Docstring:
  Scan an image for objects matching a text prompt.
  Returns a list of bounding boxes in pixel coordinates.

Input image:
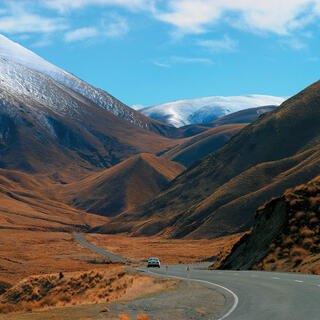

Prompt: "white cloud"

[154,61,170,68]
[154,0,320,36]
[198,35,238,52]
[64,27,98,42]
[280,37,306,50]
[171,56,213,64]
[0,13,67,34]
[64,15,129,42]
[154,56,213,68]
[31,38,52,48]
[43,0,154,12]
[101,15,129,37]
[0,2,67,34]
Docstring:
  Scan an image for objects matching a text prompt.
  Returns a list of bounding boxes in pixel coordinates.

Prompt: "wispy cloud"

[154,61,170,68]
[154,0,320,36]
[64,27,98,42]
[0,12,67,34]
[101,15,129,37]
[198,35,238,52]
[154,56,213,68]
[64,15,129,43]
[43,0,154,12]
[279,37,306,50]
[31,37,53,48]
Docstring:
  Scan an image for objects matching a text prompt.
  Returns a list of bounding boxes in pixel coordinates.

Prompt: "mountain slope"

[161,123,247,167]
[0,169,108,232]
[61,153,185,217]
[98,80,320,239]
[140,95,284,127]
[0,57,175,179]
[0,34,178,137]
[217,176,320,274]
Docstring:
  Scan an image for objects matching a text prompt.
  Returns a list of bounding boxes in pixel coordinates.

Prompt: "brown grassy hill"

[0,169,108,232]
[217,176,320,274]
[61,153,185,217]
[98,80,320,239]
[161,124,247,167]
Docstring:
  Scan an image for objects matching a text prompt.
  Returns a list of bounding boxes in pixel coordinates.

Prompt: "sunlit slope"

[62,153,185,217]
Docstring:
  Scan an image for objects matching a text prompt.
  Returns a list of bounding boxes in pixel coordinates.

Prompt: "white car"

[147,257,161,268]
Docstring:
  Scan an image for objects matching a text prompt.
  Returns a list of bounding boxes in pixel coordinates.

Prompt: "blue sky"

[1,0,320,106]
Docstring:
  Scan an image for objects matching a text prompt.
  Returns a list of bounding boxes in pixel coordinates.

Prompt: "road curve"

[73,233,135,263]
[146,265,320,320]
[74,234,320,319]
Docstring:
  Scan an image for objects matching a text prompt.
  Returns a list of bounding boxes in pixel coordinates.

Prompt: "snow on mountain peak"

[140,95,286,127]
[0,34,150,129]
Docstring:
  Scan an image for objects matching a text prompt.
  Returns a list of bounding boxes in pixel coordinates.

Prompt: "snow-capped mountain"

[0,51,174,176]
[139,95,286,127]
[0,34,165,131]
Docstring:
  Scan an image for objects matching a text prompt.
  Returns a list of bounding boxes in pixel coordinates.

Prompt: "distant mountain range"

[137,96,285,127]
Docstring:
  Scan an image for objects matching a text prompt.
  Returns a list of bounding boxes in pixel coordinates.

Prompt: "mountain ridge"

[97,80,320,239]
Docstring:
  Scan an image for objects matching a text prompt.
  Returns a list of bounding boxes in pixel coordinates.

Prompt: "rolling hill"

[60,153,185,217]
[218,175,320,274]
[0,169,108,232]
[97,80,320,239]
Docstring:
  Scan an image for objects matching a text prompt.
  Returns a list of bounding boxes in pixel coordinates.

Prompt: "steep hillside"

[140,95,284,127]
[217,176,320,274]
[161,124,247,167]
[0,57,176,180]
[0,34,179,137]
[98,80,320,239]
[61,154,185,217]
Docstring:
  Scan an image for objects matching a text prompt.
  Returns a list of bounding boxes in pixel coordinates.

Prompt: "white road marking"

[272,277,280,280]
[233,273,239,276]
[294,280,303,283]
[144,269,239,320]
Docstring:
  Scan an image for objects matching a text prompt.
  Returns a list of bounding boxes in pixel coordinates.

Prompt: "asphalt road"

[74,234,320,319]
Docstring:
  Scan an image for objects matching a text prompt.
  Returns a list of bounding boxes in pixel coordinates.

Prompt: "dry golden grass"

[84,232,243,264]
[0,230,118,286]
[252,176,320,274]
[114,314,159,320]
[0,268,177,315]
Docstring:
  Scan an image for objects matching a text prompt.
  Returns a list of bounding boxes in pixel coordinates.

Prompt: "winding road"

[74,234,320,319]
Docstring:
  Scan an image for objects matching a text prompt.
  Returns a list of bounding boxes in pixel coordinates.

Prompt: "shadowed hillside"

[161,123,247,167]
[217,175,320,274]
[61,153,185,217]
[97,80,320,239]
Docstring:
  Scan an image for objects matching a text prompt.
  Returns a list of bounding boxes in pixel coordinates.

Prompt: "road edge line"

[139,269,239,320]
